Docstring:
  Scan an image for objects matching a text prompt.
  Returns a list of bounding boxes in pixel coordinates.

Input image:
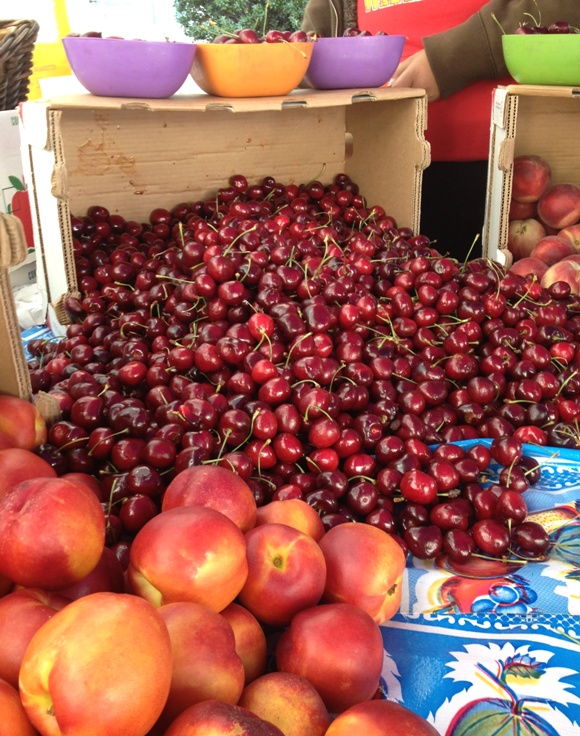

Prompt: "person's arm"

[395,0,580,100]
[301,0,356,38]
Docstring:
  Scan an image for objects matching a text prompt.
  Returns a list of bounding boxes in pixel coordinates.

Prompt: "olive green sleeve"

[424,0,580,99]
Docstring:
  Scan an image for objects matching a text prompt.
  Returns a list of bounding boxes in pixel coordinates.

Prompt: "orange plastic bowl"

[191,41,313,97]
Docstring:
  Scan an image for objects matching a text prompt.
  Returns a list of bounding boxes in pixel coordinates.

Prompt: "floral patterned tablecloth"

[380,441,580,735]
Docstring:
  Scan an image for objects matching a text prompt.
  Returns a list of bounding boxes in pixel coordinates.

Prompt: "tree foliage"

[173,0,307,42]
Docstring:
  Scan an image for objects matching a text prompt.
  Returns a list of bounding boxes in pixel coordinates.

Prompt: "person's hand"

[390,49,441,102]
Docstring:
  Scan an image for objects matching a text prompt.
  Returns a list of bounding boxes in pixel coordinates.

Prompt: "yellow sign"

[28,0,73,100]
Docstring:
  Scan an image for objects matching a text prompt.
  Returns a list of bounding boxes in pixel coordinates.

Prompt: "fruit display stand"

[482,84,580,266]
[19,87,430,331]
[381,440,580,733]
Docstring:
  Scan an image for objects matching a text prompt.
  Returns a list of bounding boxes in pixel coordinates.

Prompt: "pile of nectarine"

[0,394,439,736]
[507,153,580,294]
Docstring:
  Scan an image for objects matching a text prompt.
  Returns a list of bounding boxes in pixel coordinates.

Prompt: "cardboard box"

[483,84,580,266]
[20,88,429,325]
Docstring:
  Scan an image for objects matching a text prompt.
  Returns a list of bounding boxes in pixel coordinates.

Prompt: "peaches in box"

[541,257,580,296]
[237,522,327,628]
[0,588,69,688]
[19,592,173,736]
[127,505,248,611]
[507,218,546,260]
[511,154,551,203]
[157,602,245,729]
[530,235,576,266]
[537,182,580,229]
[238,672,331,736]
[0,476,105,590]
[508,256,549,280]
[558,223,580,250]
[162,464,257,532]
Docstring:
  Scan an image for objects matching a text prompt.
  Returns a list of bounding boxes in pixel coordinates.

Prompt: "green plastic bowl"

[502,33,580,86]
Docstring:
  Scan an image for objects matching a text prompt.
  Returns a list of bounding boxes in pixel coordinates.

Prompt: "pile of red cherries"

[27,172,578,563]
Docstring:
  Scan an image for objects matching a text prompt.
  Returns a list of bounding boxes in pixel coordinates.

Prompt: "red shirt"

[357,0,507,161]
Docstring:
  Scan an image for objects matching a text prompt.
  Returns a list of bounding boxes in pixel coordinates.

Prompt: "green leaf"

[8,176,25,191]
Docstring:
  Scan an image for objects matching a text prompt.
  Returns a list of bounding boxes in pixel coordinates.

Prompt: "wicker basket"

[0,19,40,111]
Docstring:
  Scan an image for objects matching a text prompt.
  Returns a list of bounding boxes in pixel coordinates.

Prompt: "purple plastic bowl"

[304,35,406,90]
[62,36,196,98]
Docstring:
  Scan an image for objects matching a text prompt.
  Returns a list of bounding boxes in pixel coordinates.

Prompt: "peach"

[509,199,536,221]
[55,545,125,600]
[558,223,580,250]
[541,259,580,296]
[276,602,385,714]
[162,464,257,532]
[238,522,327,628]
[60,471,104,502]
[507,218,546,260]
[163,701,285,736]
[0,431,15,450]
[508,256,549,280]
[0,448,57,501]
[254,498,325,541]
[0,678,38,736]
[325,699,439,736]
[0,476,105,590]
[238,672,331,736]
[531,235,576,266]
[0,396,47,451]
[0,588,69,688]
[157,602,245,729]
[19,592,173,736]
[127,505,248,611]
[537,182,580,229]
[318,522,406,625]
[220,602,268,684]
[511,154,551,203]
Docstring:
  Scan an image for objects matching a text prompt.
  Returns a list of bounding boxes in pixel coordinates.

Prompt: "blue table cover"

[380,441,580,735]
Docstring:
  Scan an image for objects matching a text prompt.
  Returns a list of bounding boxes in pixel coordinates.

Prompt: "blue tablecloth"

[380,441,580,735]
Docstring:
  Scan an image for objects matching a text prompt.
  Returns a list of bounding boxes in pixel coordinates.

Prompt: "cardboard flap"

[497,137,515,172]
[20,100,52,150]
[0,214,28,268]
[0,214,32,400]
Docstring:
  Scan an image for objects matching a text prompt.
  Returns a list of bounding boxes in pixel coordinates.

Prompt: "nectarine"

[0,396,47,451]
[537,182,580,229]
[319,522,406,624]
[0,588,69,688]
[127,505,248,611]
[511,154,551,203]
[162,700,285,735]
[325,699,440,735]
[162,465,257,532]
[238,522,327,627]
[238,672,331,736]
[19,592,173,736]
[276,602,384,714]
[157,602,245,729]
[0,476,105,590]
[220,602,268,684]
